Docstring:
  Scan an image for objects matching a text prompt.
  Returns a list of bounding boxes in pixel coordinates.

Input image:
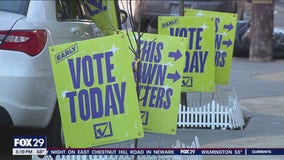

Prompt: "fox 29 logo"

[13,136,46,148]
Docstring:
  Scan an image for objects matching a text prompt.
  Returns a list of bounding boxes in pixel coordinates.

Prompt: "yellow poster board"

[158,16,215,92]
[49,33,143,148]
[128,32,186,134]
[84,0,120,36]
[185,9,237,85]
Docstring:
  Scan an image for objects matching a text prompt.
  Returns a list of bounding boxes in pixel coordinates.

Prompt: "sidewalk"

[195,58,284,159]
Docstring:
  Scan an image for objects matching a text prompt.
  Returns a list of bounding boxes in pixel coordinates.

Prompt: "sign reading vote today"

[130,33,186,134]
[49,33,143,148]
[185,9,237,85]
[158,16,215,92]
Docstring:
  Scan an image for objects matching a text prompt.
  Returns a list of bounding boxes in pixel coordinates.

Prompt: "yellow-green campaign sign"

[185,9,237,85]
[49,33,143,148]
[84,0,120,36]
[158,16,215,92]
[128,32,186,134]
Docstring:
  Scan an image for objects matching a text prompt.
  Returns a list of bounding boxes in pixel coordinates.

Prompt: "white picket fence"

[32,137,202,160]
[177,87,244,130]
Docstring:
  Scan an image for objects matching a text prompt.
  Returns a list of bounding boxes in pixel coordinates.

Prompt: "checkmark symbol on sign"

[140,111,149,125]
[182,79,190,86]
[93,122,113,139]
[182,76,193,87]
[96,123,109,138]
[141,112,146,119]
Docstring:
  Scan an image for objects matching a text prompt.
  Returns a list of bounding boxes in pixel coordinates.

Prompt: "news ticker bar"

[12,148,284,156]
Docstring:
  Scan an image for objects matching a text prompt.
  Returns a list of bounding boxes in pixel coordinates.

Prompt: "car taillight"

[0,30,47,57]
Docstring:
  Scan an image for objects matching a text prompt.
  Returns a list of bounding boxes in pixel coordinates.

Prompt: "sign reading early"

[158,16,215,92]
[185,9,237,85]
[49,33,143,148]
[129,33,186,134]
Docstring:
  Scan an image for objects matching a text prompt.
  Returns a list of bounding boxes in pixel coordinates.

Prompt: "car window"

[56,0,91,21]
[0,0,29,15]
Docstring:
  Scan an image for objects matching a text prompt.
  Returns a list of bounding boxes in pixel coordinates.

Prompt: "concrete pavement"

[195,58,284,159]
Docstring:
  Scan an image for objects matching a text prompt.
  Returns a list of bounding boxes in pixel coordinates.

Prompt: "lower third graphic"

[182,76,193,87]
[94,122,113,139]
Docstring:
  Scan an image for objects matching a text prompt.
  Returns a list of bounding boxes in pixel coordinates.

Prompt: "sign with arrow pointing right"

[129,32,186,135]
[185,9,238,85]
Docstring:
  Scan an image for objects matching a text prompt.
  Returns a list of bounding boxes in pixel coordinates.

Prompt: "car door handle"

[70,26,80,33]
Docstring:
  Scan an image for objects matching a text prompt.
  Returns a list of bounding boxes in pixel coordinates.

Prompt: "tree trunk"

[236,0,246,20]
[249,0,274,62]
[179,0,184,16]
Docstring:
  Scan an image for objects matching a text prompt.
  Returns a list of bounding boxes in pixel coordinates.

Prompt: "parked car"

[234,20,284,58]
[134,0,237,32]
[0,0,102,147]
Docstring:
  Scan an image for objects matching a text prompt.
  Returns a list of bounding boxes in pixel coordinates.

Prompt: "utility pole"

[249,0,274,61]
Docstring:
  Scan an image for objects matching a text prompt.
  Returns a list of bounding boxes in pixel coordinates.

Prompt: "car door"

[51,0,101,45]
